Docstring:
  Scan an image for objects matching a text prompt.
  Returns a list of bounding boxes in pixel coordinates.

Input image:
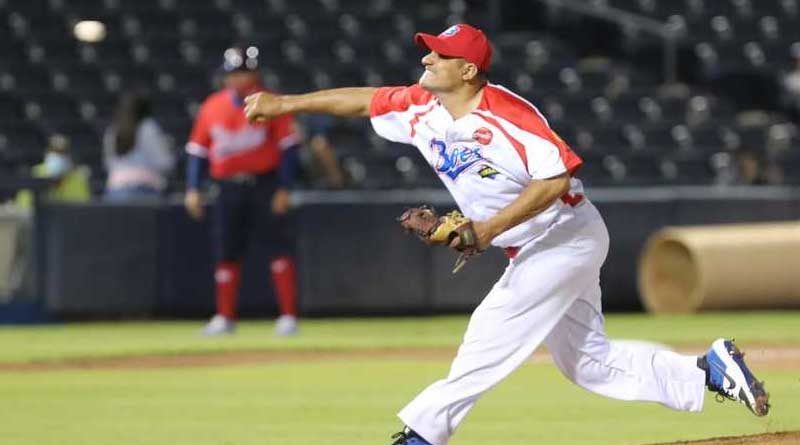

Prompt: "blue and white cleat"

[390,428,433,445]
[702,338,770,416]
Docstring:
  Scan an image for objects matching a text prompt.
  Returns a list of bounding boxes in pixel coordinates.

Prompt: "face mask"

[44,152,72,177]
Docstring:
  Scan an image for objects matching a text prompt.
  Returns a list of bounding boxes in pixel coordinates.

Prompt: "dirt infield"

[1,344,798,372]
[650,431,800,444]
[0,347,456,372]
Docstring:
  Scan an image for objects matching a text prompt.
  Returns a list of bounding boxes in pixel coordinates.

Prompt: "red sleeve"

[482,85,583,176]
[270,114,301,150]
[547,128,583,176]
[369,84,433,117]
[186,100,212,157]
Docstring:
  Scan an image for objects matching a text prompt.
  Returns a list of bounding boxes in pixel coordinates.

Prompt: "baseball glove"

[397,206,483,273]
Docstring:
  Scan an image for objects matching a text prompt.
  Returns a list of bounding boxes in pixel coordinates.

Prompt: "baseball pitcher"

[244,24,769,445]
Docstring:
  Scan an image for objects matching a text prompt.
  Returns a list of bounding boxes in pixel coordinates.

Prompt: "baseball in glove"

[397,206,483,273]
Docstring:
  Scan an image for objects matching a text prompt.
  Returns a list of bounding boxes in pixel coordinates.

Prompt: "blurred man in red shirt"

[184,45,300,336]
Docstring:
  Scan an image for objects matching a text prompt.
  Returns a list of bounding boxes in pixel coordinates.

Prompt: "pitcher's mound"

[651,431,800,445]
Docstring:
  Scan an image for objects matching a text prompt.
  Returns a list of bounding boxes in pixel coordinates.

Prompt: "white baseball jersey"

[369,83,586,248]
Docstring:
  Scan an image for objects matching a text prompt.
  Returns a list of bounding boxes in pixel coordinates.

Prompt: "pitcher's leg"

[398,284,577,445]
[398,238,604,445]
[544,294,706,412]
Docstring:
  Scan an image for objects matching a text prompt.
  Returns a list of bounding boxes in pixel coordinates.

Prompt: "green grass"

[1,312,799,444]
[1,360,797,445]
[0,311,799,363]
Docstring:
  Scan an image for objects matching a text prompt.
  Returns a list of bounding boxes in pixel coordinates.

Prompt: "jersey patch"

[472,127,493,145]
[431,138,483,180]
[477,165,500,179]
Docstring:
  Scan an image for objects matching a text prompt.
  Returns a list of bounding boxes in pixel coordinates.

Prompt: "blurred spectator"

[300,115,346,188]
[780,43,800,122]
[730,148,784,185]
[103,92,175,202]
[15,134,91,208]
[735,148,766,184]
[7,135,89,300]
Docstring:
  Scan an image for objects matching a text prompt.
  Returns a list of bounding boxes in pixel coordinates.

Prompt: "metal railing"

[532,0,683,84]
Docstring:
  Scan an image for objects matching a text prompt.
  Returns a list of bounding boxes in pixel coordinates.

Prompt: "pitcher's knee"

[563,349,618,388]
[575,362,616,387]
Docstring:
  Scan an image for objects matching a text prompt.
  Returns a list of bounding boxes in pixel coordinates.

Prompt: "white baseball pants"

[398,203,707,445]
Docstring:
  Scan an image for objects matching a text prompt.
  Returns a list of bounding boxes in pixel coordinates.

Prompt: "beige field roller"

[638,221,800,313]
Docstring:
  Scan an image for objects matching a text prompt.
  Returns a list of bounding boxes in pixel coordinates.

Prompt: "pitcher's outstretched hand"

[244,91,280,123]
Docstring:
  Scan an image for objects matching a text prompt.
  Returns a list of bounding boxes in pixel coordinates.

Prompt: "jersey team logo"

[472,127,493,145]
[431,138,483,180]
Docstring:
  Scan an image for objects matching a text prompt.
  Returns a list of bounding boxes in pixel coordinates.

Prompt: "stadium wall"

[33,187,800,318]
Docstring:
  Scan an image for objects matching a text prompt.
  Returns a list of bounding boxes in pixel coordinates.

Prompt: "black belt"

[216,171,276,185]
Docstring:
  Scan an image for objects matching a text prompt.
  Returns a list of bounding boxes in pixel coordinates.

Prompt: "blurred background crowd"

[0,0,799,199]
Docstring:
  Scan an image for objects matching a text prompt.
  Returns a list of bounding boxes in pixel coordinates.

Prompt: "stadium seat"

[0,0,796,189]
[0,36,28,69]
[576,161,614,187]
[0,92,25,123]
[48,121,102,165]
[59,66,107,97]
[161,119,192,144]
[392,154,444,189]
[115,0,163,13]
[25,93,82,126]
[152,94,193,122]
[18,13,70,42]
[623,124,671,155]
[340,154,405,189]
[669,154,715,184]
[0,122,46,165]
[0,64,52,94]
[735,125,768,149]
[774,150,800,184]
[619,155,670,185]
[567,126,620,160]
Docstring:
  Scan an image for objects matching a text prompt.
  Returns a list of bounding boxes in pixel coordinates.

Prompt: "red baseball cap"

[414,24,493,72]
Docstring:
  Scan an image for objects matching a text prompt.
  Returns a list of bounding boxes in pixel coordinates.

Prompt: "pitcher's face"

[419,51,469,93]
